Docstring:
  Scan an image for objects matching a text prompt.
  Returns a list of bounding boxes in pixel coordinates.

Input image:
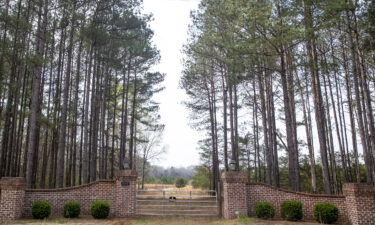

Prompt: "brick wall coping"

[0,177,26,189]
[247,182,345,198]
[25,179,115,192]
[222,171,248,183]
[343,183,375,197]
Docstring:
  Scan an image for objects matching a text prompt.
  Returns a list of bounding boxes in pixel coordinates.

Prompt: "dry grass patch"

[131,217,319,225]
[5,216,319,225]
[143,184,199,191]
[1,216,130,225]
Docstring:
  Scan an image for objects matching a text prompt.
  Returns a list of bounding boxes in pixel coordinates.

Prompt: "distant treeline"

[143,165,195,184]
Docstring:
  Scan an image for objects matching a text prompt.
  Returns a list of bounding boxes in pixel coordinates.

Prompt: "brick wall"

[220,171,375,225]
[343,183,375,225]
[247,183,347,224]
[0,170,137,220]
[2,171,375,224]
[222,172,248,219]
[114,170,137,217]
[0,177,25,220]
[23,180,116,217]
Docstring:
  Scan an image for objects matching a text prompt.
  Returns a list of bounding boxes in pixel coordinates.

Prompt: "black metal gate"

[136,189,218,216]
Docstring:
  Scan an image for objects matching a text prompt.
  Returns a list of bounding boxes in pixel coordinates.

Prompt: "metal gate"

[136,189,219,216]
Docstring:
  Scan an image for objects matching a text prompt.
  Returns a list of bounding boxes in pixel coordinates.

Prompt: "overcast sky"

[142,0,201,168]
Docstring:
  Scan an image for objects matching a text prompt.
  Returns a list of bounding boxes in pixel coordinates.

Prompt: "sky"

[142,0,201,168]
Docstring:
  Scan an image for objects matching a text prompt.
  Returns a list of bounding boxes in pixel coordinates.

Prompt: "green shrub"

[280,200,303,221]
[254,202,275,219]
[175,177,187,188]
[91,200,110,219]
[313,203,339,224]
[63,201,81,218]
[32,201,51,219]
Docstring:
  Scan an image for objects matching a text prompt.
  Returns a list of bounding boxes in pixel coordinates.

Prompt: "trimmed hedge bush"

[63,201,81,218]
[32,201,51,219]
[254,202,275,219]
[91,200,110,219]
[280,200,303,221]
[313,203,339,224]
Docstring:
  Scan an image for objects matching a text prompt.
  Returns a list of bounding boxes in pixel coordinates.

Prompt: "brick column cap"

[343,183,375,197]
[0,177,26,190]
[114,169,137,181]
[221,171,248,183]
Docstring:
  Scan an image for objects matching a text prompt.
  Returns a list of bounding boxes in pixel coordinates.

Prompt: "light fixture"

[123,157,131,170]
[229,159,237,171]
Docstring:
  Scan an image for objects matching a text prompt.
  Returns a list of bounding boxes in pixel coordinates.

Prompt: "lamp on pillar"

[123,157,131,170]
[229,159,237,171]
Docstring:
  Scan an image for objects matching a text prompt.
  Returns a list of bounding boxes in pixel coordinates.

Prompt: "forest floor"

[5,216,319,225]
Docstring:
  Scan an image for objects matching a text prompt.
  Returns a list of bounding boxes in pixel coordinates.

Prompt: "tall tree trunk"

[83,45,93,184]
[279,48,299,191]
[129,70,137,169]
[40,24,56,188]
[71,23,84,186]
[303,0,330,193]
[233,82,240,170]
[350,3,375,182]
[221,66,229,171]
[56,7,76,187]
[253,83,262,182]
[341,34,361,183]
[111,74,118,178]
[328,33,351,182]
[322,70,338,193]
[267,74,279,187]
[90,49,101,182]
[119,59,131,169]
[25,0,48,188]
[346,8,373,183]
[296,71,317,192]
[258,67,272,185]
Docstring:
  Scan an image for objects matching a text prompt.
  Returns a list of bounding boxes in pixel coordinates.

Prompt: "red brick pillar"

[343,183,375,225]
[222,172,248,219]
[0,177,26,220]
[114,170,137,217]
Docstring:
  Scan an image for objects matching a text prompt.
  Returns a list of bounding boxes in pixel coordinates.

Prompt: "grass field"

[142,184,198,191]
[5,216,319,225]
